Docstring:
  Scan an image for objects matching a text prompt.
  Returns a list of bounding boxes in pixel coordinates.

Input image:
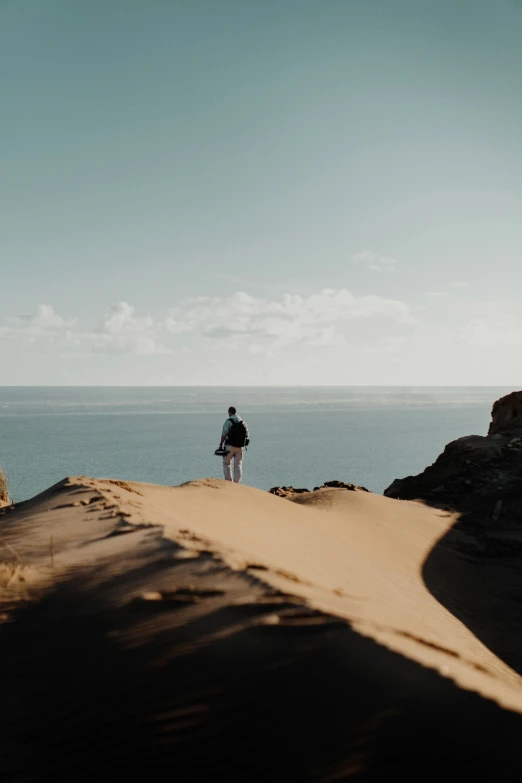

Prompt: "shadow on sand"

[422,505,522,677]
[2,555,522,780]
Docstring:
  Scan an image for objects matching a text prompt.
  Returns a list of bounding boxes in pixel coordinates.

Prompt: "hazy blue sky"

[1,0,521,384]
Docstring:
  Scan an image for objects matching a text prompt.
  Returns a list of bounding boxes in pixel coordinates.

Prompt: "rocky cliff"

[384,391,522,529]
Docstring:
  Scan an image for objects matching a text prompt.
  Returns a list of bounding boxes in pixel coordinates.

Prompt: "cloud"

[85,301,172,355]
[1,289,415,358]
[172,288,415,347]
[456,304,522,346]
[56,302,173,355]
[457,319,495,346]
[100,301,153,335]
[426,280,468,297]
[164,316,192,334]
[3,304,75,337]
[353,250,397,272]
[2,301,171,355]
[448,280,468,289]
[1,305,74,346]
[7,303,72,329]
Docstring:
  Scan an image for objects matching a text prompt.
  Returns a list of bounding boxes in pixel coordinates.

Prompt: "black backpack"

[226,419,249,448]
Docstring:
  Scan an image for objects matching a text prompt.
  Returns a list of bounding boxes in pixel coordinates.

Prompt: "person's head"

[228,406,237,416]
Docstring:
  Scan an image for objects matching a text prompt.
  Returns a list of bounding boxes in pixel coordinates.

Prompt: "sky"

[1,0,522,385]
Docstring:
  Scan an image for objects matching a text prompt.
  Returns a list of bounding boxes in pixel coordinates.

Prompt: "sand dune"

[2,476,522,779]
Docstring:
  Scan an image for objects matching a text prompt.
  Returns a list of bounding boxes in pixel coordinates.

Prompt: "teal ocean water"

[0,387,511,503]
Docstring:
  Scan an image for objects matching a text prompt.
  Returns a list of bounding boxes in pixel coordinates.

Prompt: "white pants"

[223,445,243,483]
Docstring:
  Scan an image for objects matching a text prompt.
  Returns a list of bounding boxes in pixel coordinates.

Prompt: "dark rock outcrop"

[384,391,522,529]
[489,391,522,435]
[269,481,369,499]
[269,486,310,498]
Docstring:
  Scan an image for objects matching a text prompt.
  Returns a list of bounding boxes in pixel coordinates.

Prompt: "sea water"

[0,386,511,503]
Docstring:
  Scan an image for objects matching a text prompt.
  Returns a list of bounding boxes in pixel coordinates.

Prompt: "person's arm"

[219,419,231,448]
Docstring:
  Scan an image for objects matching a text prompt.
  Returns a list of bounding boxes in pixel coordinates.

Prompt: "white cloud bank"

[171,289,415,347]
[3,293,521,385]
[1,302,170,355]
[1,289,415,357]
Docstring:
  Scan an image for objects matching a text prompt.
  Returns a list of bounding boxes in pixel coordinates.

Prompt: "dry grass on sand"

[0,468,10,507]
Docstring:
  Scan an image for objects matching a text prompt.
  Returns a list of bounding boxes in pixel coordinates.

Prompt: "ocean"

[0,386,512,503]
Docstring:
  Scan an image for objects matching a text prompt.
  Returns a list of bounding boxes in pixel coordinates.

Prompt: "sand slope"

[2,477,522,779]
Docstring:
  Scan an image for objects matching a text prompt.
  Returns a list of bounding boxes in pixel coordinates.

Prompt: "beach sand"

[1,476,522,779]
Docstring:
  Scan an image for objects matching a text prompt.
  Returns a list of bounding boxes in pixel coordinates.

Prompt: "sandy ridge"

[3,475,521,710]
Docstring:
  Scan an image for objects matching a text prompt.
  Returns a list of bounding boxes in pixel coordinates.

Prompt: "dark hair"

[228,406,237,415]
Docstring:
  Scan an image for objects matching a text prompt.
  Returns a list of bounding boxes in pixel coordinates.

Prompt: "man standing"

[218,406,249,483]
